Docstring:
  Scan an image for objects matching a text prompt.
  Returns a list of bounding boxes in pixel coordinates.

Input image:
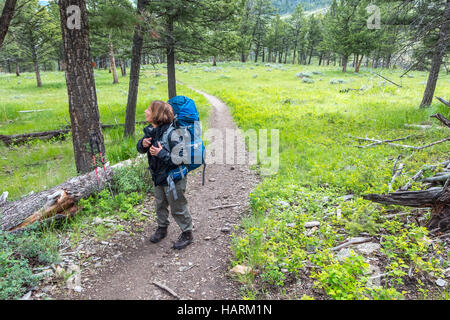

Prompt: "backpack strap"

[160,123,175,149]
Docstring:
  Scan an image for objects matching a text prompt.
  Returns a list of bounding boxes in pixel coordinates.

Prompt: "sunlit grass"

[0,68,210,200]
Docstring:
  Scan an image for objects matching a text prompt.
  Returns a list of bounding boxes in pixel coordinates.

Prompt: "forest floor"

[48,88,260,300]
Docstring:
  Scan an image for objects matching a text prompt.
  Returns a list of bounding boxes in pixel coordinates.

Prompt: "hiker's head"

[146,100,174,127]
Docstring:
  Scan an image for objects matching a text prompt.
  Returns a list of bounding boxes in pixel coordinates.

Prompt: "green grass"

[0,68,210,200]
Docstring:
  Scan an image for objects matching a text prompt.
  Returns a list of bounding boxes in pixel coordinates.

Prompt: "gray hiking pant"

[153,177,192,232]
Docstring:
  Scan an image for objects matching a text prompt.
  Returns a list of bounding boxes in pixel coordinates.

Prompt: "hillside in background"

[272,0,332,14]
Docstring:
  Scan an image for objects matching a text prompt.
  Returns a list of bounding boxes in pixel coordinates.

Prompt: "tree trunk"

[292,44,297,64]
[120,59,126,76]
[124,0,147,138]
[58,0,105,174]
[385,53,391,69]
[0,0,17,50]
[109,37,119,84]
[342,55,348,72]
[166,15,176,99]
[34,59,42,87]
[15,62,19,76]
[212,55,217,66]
[254,43,259,63]
[318,54,323,66]
[420,0,450,108]
[308,47,313,64]
[355,55,363,73]
[262,48,265,62]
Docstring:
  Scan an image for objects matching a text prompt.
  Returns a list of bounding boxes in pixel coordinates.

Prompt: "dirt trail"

[63,89,260,300]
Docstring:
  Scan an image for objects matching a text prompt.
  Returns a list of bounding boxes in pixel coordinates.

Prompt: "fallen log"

[372,72,402,88]
[436,96,450,108]
[0,155,144,232]
[330,237,372,251]
[0,121,148,146]
[363,185,450,231]
[431,113,450,128]
[350,135,450,150]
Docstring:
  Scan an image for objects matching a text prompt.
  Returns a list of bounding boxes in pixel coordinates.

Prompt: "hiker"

[137,100,193,250]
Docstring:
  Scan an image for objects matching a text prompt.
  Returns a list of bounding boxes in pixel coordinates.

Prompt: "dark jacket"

[137,123,183,186]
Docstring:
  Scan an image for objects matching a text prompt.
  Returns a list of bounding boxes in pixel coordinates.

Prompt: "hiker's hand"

[142,138,152,148]
[150,142,163,156]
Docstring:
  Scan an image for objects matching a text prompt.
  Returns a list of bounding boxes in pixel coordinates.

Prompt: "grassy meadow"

[1,61,450,299]
[172,62,450,299]
[0,67,210,200]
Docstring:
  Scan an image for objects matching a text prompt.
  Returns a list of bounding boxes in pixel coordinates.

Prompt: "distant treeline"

[271,0,332,14]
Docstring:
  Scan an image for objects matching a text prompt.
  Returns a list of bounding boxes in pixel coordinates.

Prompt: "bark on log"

[363,187,443,207]
[436,97,450,108]
[0,155,144,231]
[363,186,450,231]
[431,113,450,128]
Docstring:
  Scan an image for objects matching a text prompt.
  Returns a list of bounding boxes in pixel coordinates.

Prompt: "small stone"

[221,227,231,233]
[21,291,32,300]
[42,286,52,293]
[336,248,352,261]
[93,217,103,224]
[355,242,381,255]
[336,208,342,220]
[444,267,450,277]
[306,226,318,236]
[230,166,235,170]
[287,223,296,228]
[35,269,54,278]
[230,265,252,275]
[209,178,216,182]
[204,236,211,241]
[322,196,330,203]
[436,279,447,287]
[281,268,288,273]
[304,221,320,228]
[340,194,354,201]
[367,265,382,288]
[279,201,289,207]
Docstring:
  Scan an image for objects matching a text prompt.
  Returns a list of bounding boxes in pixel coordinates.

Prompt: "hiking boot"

[149,227,167,243]
[172,231,193,250]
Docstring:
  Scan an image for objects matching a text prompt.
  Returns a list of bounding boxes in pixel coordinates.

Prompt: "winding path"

[64,88,260,300]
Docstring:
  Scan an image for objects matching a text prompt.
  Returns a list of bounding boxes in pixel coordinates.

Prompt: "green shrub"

[0,230,58,299]
[111,158,153,194]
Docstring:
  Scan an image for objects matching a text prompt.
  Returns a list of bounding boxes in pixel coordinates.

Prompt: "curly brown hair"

[149,100,174,126]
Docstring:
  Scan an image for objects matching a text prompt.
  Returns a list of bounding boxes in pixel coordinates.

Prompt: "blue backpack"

[162,96,206,199]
